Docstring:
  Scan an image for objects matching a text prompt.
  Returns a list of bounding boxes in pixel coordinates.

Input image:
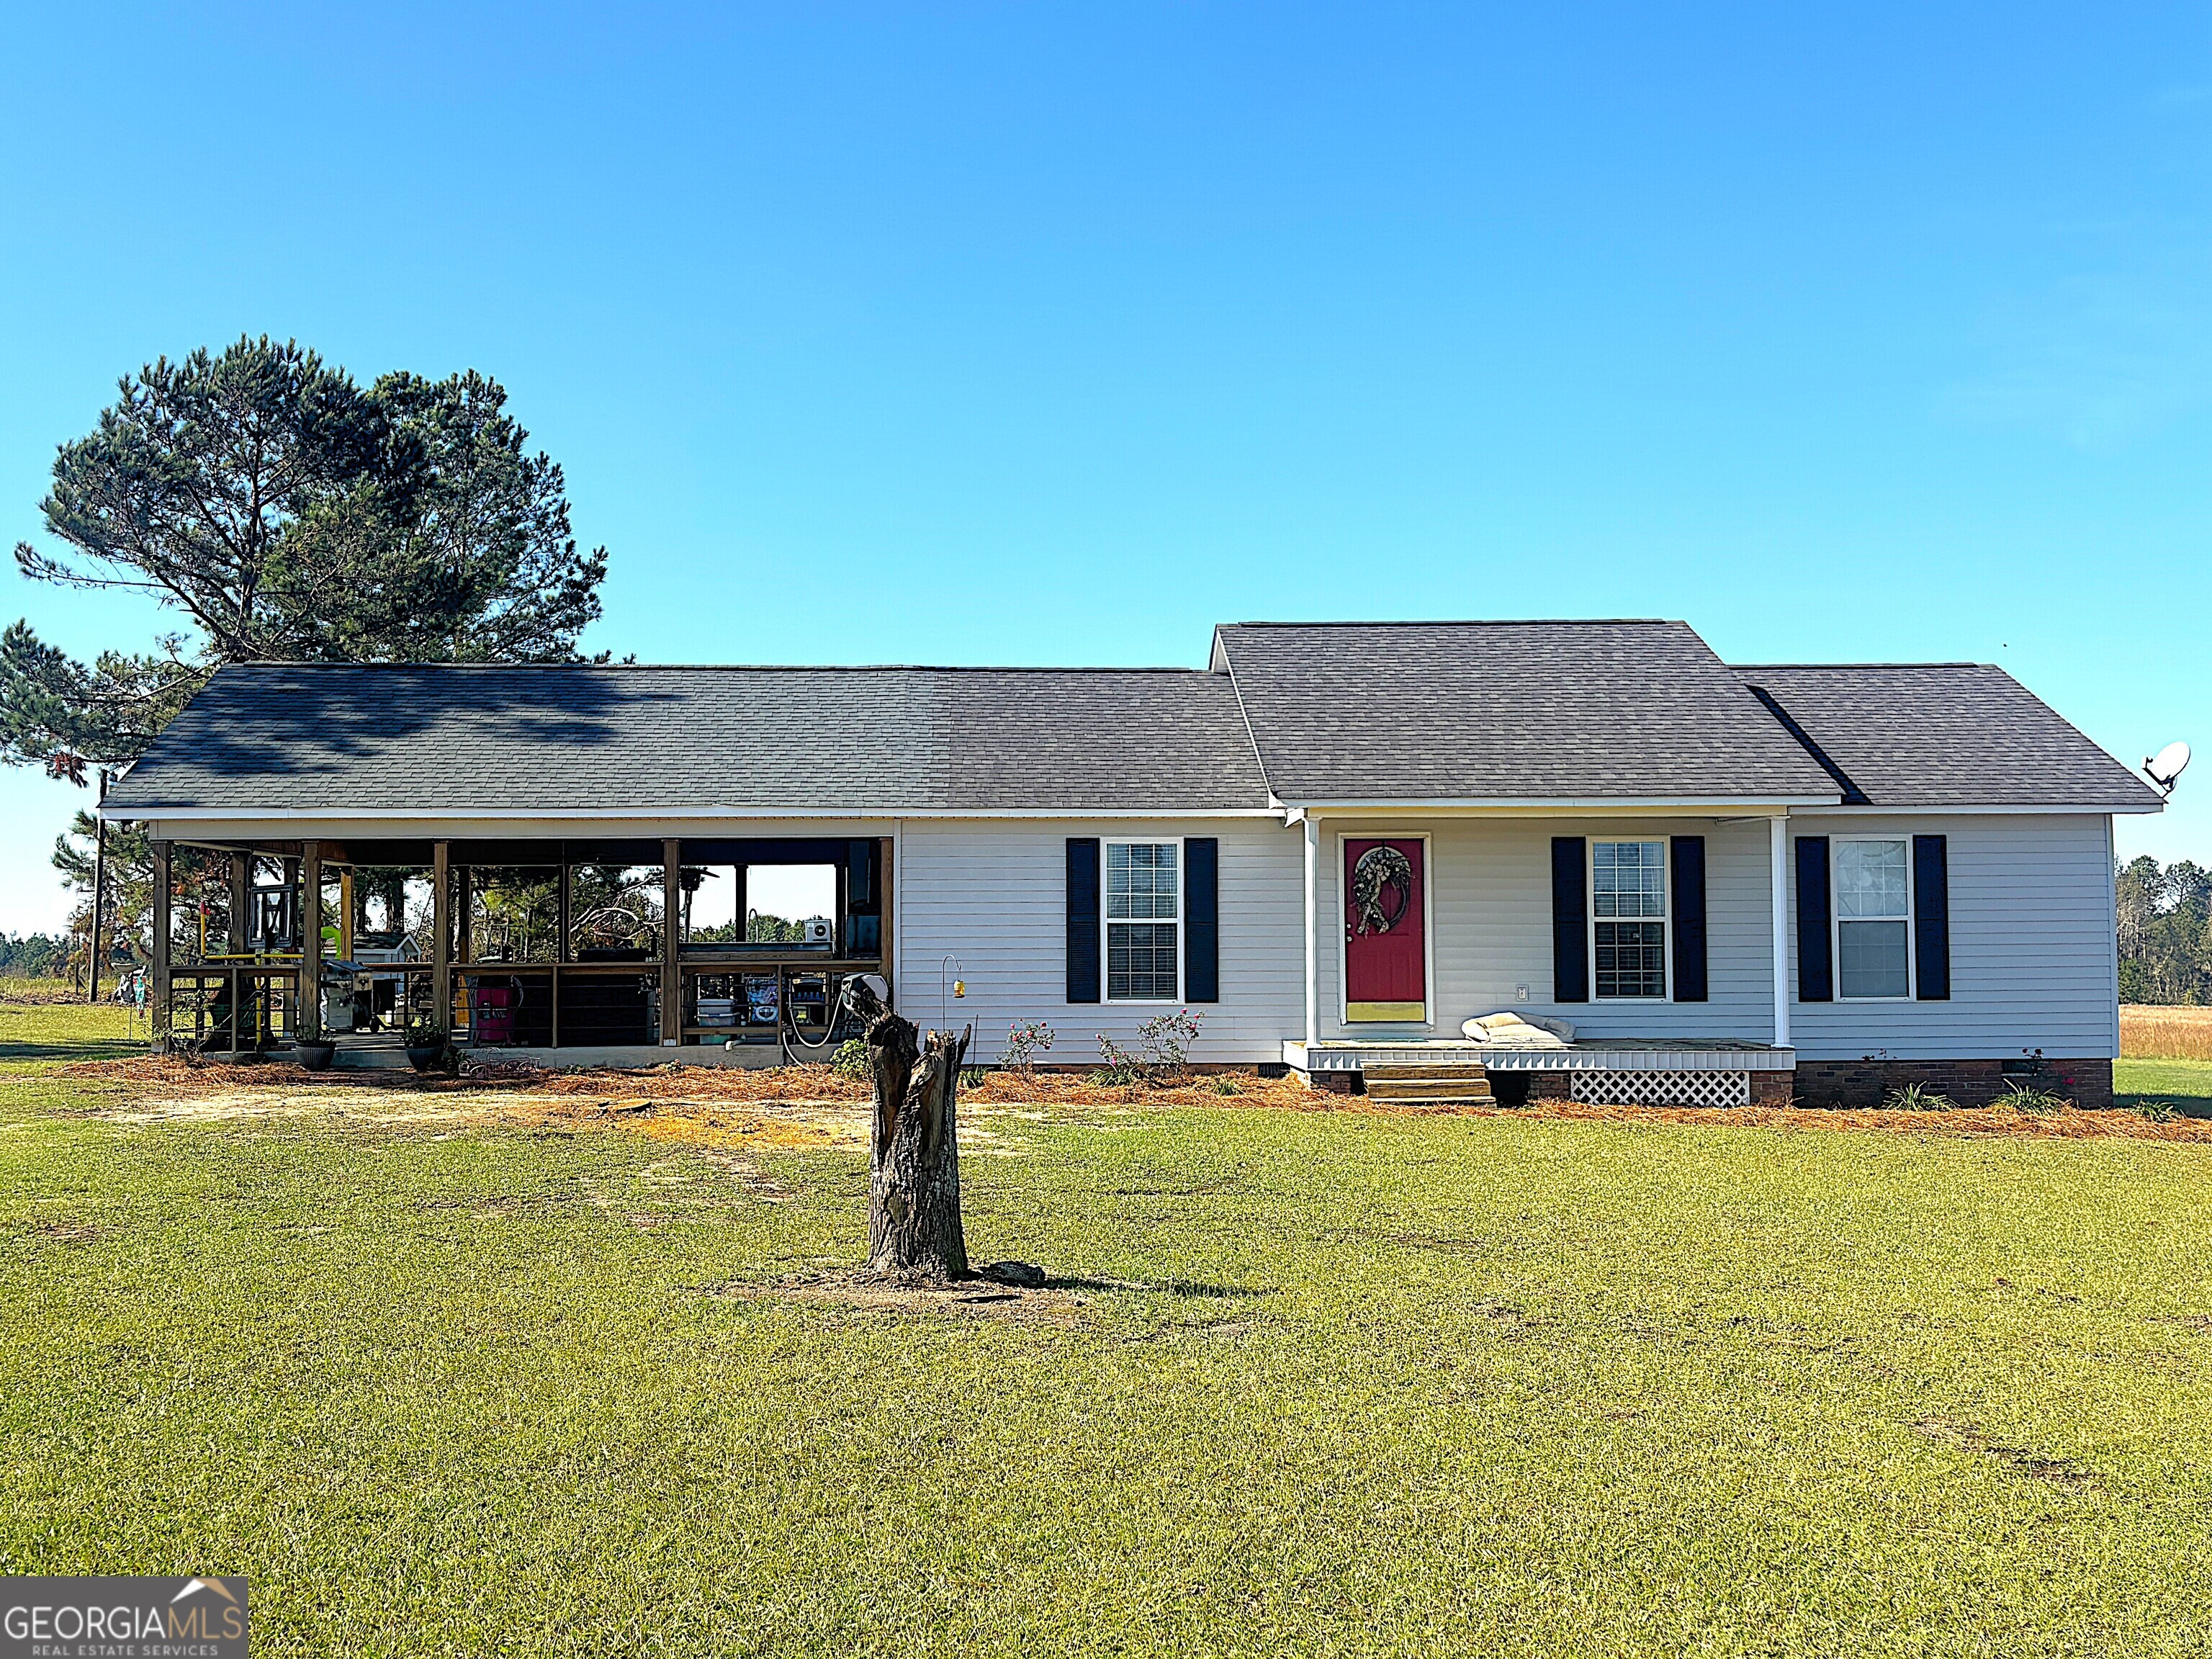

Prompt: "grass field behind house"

[5,992,2212,1653]
[2122,1002,2212,1061]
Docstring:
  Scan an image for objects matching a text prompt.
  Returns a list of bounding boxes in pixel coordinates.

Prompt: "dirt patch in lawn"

[712,1269,1092,1327]
[90,1080,877,1154]
[1915,1416,2099,1486]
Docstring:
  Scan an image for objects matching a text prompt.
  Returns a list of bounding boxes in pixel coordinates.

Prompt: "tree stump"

[861,1000,971,1284]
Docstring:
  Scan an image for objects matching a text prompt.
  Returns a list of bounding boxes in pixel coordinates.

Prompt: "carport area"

[145,834,892,1068]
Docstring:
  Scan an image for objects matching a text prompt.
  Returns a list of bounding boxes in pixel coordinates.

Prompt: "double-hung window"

[1592,840,1668,999]
[1834,837,1912,999]
[1105,840,1180,1000]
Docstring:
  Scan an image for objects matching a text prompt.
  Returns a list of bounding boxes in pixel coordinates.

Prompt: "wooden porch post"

[338,869,355,961]
[231,850,253,954]
[661,838,682,1045]
[281,857,300,949]
[431,841,451,1037]
[87,771,109,1003]
[299,840,322,1042]
[554,855,569,1049]
[149,839,172,1053]
[456,866,473,963]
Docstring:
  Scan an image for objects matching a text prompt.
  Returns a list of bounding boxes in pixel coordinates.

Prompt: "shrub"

[1137,1009,1204,1078]
[2134,1098,2177,1123]
[830,1038,871,1080]
[960,1066,988,1091]
[1094,1010,1206,1086]
[1881,1082,1956,1112]
[1002,1019,1055,1072]
[1092,1035,1147,1087]
[2003,1083,2069,1115]
[1211,1076,1241,1096]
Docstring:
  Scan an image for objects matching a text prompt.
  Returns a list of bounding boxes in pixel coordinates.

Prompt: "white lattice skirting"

[1568,1070,1752,1107]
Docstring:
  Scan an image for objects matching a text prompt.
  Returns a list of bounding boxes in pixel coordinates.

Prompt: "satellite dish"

[2145,741,2192,791]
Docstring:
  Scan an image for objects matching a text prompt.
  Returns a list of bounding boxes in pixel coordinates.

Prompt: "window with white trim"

[1835,837,1911,999]
[1105,840,1180,1000]
[1592,840,1668,999]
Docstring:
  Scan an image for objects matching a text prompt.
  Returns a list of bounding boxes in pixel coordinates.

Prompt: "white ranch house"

[102,619,2159,1107]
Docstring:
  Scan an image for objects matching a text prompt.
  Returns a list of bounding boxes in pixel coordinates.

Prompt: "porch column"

[299,840,322,1042]
[338,868,355,961]
[149,838,172,1053]
[456,866,472,963]
[1302,814,1320,1048]
[230,851,253,953]
[1769,815,1791,1049]
[661,838,683,1045]
[554,858,570,1048]
[431,840,451,1037]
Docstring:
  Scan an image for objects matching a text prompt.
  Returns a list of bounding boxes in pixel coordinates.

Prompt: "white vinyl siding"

[897,818,1301,1064]
[1789,814,2120,1061]
[1312,817,1774,1043]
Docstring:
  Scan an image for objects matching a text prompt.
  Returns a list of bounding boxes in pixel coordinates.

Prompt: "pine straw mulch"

[50,1051,2212,1144]
[55,1052,1319,1110]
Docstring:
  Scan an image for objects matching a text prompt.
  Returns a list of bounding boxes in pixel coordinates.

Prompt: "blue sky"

[2,3,2206,932]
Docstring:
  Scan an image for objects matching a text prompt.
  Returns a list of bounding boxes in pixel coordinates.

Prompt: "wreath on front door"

[1349,845,1415,935]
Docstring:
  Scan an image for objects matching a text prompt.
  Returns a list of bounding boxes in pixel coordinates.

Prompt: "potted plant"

[403,1016,451,1075]
[295,1037,337,1071]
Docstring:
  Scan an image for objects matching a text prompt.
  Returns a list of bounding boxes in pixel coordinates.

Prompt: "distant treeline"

[0,931,71,981]
[2118,857,2212,1005]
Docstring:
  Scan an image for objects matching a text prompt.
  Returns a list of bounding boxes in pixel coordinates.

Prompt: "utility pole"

[88,768,110,1004]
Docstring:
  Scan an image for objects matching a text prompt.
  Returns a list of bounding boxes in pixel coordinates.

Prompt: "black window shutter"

[1795,836,1832,1002]
[1066,838,1100,1003]
[1183,838,1219,1002]
[1913,835,1950,1000]
[1671,836,1708,1002]
[1551,837,1588,1002]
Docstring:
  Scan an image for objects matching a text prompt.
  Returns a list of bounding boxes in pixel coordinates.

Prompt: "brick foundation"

[1298,1068,1361,1095]
[1750,1069,1794,1107]
[1789,1057,2113,1110]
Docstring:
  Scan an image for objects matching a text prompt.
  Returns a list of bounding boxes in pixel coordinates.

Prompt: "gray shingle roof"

[1213,621,1842,803]
[1730,663,2162,809]
[104,664,1274,817]
[104,631,2157,823]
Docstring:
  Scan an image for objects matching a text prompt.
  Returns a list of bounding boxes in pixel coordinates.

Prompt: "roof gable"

[1214,620,1841,804]
[1730,663,2162,810]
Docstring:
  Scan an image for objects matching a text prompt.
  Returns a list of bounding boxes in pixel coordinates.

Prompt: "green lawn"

[0,991,140,1070]
[2116,1056,2212,1115]
[5,1017,2212,1655]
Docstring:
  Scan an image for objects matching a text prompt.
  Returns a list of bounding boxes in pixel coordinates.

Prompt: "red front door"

[1343,837,1426,1022]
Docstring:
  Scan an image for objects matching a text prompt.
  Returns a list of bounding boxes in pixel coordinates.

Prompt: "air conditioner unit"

[803,917,833,947]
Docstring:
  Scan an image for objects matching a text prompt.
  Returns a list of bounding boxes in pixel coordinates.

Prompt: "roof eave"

[1274,793,1843,814]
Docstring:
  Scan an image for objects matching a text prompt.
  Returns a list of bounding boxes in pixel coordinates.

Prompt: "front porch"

[1284,1037,1797,1107]
[143,832,894,1066]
